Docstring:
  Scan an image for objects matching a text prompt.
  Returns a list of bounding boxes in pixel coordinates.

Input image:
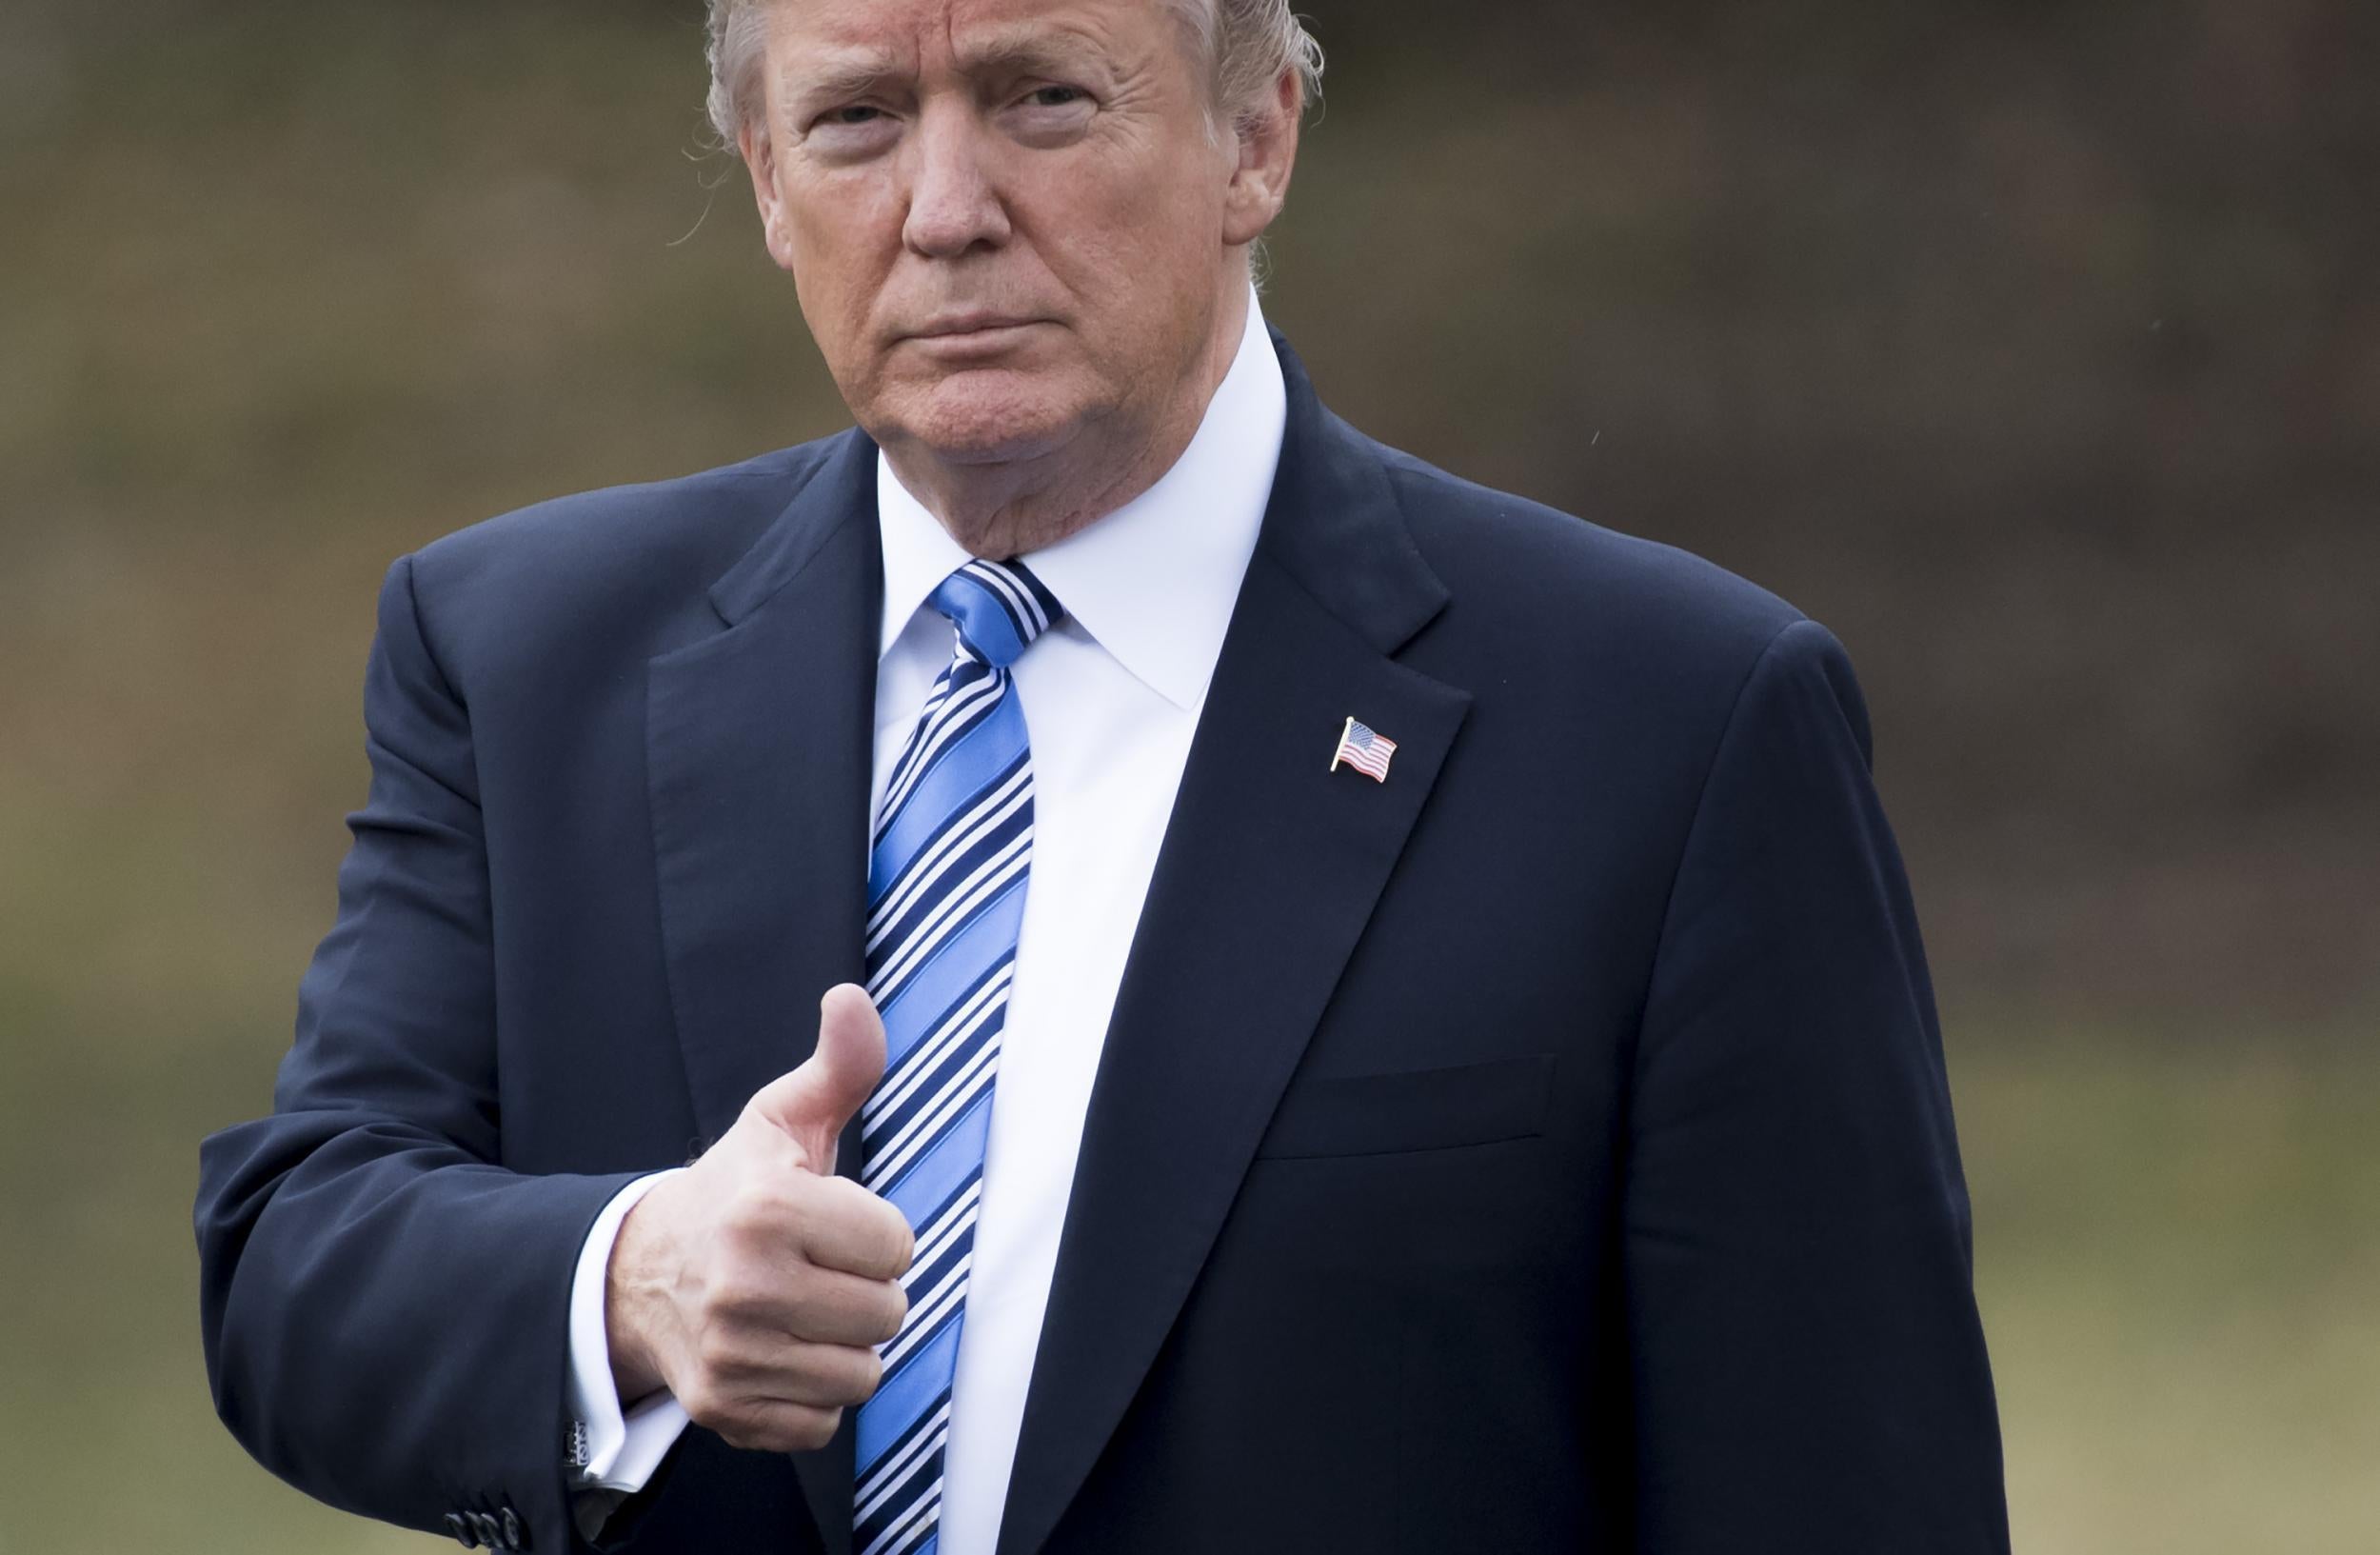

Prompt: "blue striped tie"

[853,557,1061,1555]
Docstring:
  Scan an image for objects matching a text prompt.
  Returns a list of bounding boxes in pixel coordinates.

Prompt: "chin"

[879,369,1088,467]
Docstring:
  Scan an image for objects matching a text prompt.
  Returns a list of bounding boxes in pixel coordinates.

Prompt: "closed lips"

[910,316,1041,338]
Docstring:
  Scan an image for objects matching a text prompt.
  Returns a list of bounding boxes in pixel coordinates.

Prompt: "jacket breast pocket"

[1253,1053,1557,1160]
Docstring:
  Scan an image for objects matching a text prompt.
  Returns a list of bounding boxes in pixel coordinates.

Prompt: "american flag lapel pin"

[1329,715,1398,783]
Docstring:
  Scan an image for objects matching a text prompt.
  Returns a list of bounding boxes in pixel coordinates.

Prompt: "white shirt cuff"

[566,1169,692,1494]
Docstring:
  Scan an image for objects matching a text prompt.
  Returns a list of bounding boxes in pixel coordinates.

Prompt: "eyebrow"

[951,29,1108,81]
[779,27,1111,107]
[780,50,906,109]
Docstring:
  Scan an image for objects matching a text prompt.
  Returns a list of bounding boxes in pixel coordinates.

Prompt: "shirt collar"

[874,290,1286,711]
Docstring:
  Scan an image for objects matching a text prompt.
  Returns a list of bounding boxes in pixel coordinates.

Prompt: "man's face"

[741,0,1246,468]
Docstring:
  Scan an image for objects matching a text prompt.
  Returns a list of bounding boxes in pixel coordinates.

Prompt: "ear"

[1220,67,1302,249]
[739,120,800,273]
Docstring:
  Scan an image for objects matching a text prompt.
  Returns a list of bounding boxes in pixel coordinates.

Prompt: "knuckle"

[873,1200,917,1271]
[678,1379,724,1427]
[804,1173,859,1220]
[850,1224,906,1282]
[776,1261,830,1326]
[706,1268,764,1319]
[722,1180,781,1238]
[693,1326,743,1377]
[813,1346,876,1405]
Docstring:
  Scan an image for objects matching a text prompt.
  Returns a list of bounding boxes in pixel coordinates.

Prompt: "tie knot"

[931,558,1062,668]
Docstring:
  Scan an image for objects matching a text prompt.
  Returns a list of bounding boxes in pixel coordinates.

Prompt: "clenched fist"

[605,984,912,1452]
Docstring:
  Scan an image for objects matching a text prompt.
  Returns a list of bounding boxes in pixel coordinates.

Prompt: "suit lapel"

[996,341,1473,1555]
[645,428,880,1555]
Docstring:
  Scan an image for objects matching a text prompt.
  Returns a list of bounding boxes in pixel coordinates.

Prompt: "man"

[196,0,2010,1550]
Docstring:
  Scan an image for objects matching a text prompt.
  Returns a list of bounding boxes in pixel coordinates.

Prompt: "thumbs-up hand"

[747,983,887,1177]
[606,985,913,1452]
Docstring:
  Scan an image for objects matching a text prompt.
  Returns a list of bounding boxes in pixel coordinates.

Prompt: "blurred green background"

[4,0,2375,1549]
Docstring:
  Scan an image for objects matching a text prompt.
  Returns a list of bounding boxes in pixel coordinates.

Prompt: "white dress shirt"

[565,292,1286,1553]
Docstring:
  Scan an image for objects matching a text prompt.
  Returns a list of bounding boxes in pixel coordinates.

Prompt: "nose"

[902,105,1011,259]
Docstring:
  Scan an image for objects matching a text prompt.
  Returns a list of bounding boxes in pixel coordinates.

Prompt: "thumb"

[749,983,886,1172]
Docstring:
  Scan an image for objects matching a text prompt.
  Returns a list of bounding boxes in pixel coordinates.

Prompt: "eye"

[1007,82,1095,144]
[803,101,902,158]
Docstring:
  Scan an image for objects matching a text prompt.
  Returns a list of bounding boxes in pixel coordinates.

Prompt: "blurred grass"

[5,1008,2378,1552]
[3,1,2376,1550]
[1961,1026,2380,1552]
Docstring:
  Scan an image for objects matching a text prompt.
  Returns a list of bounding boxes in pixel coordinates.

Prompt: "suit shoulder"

[396,437,846,675]
[411,440,836,591]
[1372,438,1808,672]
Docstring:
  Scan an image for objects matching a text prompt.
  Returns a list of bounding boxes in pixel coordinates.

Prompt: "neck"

[882,283,1252,560]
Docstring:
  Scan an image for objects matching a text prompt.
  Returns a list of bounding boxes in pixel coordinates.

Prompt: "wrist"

[605,1197,670,1405]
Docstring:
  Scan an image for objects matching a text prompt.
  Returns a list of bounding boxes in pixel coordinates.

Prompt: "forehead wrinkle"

[949,18,1136,79]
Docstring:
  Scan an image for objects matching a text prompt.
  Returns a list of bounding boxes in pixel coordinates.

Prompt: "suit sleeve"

[1624,619,2010,1553]
[195,554,645,1549]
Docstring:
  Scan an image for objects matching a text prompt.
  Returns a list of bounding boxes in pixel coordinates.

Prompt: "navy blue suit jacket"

[197,337,2008,1553]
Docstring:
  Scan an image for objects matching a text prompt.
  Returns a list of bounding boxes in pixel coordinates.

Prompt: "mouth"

[902,314,1049,344]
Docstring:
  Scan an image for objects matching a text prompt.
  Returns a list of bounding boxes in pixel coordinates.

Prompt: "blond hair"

[701,0,1322,148]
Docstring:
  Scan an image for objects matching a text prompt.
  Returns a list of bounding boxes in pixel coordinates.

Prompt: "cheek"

[1035,164,1220,323]
[785,184,902,333]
